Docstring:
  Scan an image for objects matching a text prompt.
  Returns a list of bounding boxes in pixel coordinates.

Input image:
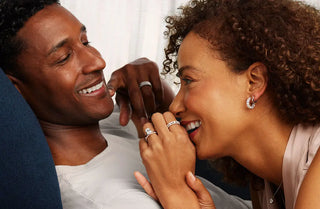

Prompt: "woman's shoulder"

[289,124,320,147]
[284,124,320,171]
[282,124,320,208]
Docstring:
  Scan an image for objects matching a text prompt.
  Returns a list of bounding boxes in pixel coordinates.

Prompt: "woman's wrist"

[158,184,201,209]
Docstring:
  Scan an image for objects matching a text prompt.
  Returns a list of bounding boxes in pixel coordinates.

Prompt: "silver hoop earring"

[246,96,256,109]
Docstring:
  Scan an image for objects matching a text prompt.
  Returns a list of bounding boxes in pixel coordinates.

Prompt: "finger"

[136,61,158,117]
[147,64,163,109]
[163,112,183,130]
[107,85,116,97]
[139,138,149,153]
[127,80,148,120]
[157,80,175,113]
[150,113,170,137]
[108,66,149,120]
[131,115,149,138]
[115,90,132,126]
[106,70,125,95]
[186,172,216,209]
[134,171,159,201]
[139,83,156,118]
[143,123,157,146]
[144,122,162,147]
[163,112,187,141]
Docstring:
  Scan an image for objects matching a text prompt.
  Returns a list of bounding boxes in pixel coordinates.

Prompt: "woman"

[134,0,320,208]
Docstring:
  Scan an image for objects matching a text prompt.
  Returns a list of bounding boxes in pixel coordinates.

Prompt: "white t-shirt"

[56,110,252,209]
[56,133,161,209]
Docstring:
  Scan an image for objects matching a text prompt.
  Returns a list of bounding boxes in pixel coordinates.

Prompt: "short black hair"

[0,0,60,75]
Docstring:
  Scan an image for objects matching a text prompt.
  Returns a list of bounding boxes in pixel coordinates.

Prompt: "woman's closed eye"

[181,77,193,85]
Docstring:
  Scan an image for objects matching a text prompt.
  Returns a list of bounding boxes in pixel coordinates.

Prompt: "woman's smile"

[181,120,201,140]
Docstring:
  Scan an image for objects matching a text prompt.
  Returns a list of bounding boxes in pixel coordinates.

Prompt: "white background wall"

[60,0,320,93]
[60,0,187,82]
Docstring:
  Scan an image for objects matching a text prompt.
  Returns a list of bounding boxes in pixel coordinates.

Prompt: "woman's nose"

[169,89,185,118]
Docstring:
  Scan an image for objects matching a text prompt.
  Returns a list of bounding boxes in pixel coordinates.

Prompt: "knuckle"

[142,122,153,130]
[151,112,162,121]
[176,133,186,141]
[141,150,152,161]
[163,111,174,118]
[141,88,154,98]
[139,57,150,62]
[175,131,190,143]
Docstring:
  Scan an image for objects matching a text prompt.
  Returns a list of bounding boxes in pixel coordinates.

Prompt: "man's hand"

[107,57,174,137]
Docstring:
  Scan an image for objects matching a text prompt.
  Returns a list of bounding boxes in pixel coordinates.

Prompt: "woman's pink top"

[258,124,320,209]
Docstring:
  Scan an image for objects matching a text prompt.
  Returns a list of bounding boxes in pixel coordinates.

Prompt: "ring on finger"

[144,128,157,142]
[139,81,152,88]
[166,120,180,128]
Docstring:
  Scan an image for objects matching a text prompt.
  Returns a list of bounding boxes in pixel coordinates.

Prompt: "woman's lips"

[181,120,201,139]
[188,127,200,140]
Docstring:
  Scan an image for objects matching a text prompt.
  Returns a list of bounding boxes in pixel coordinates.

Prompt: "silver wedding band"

[166,120,180,128]
[139,81,152,88]
[144,128,157,142]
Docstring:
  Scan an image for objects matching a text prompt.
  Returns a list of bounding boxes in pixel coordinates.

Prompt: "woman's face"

[169,32,250,159]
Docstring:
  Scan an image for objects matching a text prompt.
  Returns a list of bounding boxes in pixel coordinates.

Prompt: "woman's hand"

[185,172,216,209]
[134,171,216,209]
[137,111,215,209]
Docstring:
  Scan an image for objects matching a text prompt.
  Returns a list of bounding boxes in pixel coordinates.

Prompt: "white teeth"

[186,121,201,131]
[78,81,104,94]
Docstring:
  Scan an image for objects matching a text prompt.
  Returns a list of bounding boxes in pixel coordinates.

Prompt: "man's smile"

[78,81,104,94]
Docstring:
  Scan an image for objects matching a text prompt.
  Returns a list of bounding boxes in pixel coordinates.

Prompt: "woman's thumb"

[186,171,216,209]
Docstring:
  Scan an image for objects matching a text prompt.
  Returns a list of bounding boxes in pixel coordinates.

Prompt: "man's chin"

[99,103,115,120]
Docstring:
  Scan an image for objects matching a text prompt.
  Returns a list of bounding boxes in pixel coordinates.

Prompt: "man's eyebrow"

[47,39,68,56]
[47,24,87,56]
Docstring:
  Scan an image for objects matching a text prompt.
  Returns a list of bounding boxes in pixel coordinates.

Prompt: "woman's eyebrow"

[177,65,198,77]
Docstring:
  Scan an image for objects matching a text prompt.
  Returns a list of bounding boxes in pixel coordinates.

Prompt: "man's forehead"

[17,4,82,53]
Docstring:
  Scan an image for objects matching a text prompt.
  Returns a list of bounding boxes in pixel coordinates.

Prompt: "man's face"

[14,4,114,125]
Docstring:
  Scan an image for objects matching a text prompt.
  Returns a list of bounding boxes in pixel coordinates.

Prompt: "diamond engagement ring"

[166,120,180,128]
[139,81,152,88]
[144,128,157,142]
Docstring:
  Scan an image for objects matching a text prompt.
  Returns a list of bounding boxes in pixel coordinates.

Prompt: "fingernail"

[107,86,115,97]
[188,171,196,182]
[140,117,148,125]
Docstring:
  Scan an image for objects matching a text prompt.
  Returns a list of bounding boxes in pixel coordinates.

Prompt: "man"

[0,0,251,208]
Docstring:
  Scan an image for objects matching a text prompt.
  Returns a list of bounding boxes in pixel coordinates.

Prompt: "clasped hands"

[107,57,215,209]
[106,57,174,137]
[136,112,216,209]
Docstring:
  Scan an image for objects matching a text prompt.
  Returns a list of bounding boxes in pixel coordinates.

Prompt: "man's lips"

[78,80,105,95]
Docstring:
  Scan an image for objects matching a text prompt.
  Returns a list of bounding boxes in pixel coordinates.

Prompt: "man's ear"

[6,74,22,94]
[246,62,268,101]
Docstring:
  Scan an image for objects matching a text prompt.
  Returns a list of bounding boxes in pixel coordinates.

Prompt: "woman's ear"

[6,74,22,94]
[246,62,268,101]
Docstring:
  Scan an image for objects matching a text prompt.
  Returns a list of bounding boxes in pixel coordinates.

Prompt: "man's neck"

[40,121,107,166]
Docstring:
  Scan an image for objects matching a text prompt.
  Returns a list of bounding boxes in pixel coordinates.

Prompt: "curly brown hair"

[163,0,320,186]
